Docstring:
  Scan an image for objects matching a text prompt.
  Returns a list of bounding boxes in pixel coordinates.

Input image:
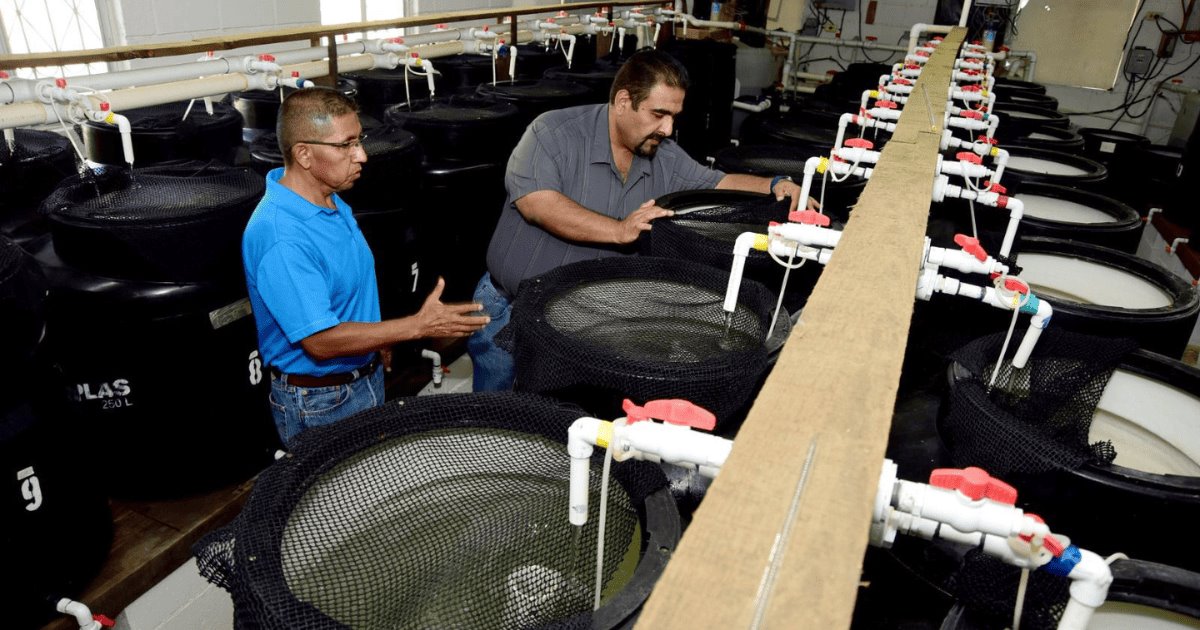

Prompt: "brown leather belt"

[271,356,378,388]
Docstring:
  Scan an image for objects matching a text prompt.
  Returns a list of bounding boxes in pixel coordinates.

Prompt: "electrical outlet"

[1126,45,1154,75]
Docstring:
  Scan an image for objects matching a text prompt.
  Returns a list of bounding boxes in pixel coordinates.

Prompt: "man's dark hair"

[277,87,359,167]
[608,49,690,108]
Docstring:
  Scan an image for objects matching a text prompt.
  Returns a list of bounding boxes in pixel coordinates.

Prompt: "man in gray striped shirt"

[469,49,812,391]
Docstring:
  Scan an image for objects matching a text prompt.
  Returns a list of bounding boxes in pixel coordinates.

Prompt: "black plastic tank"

[2,236,112,628]
[231,78,359,141]
[0,129,77,246]
[35,162,276,498]
[82,100,244,166]
[475,79,592,130]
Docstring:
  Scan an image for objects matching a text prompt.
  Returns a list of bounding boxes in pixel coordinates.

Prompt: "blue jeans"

[268,363,385,447]
[467,272,515,391]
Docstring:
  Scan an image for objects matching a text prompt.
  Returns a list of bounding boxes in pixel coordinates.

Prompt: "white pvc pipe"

[959,0,974,27]
[1011,296,1051,369]
[908,23,955,53]
[732,98,772,113]
[1057,549,1114,630]
[567,416,607,526]
[56,599,102,630]
[725,232,765,314]
[420,349,443,387]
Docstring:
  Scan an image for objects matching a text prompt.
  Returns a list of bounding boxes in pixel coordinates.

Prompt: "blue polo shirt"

[486,104,725,295]
[243,168,380,376]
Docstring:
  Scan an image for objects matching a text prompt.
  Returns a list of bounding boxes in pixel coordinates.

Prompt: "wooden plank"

[636,28,966,629]
[0,1,649,69]
[39,479,254,630]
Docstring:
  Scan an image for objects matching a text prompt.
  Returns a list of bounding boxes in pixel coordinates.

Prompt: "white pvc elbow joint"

[57,598,102,630]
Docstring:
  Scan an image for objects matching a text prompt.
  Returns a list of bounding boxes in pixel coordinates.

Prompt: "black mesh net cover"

[0,235,47,376]
[648,194,830,313]
[0,129,77,214]
[506,256,788,429]
[40,161,264,282]
[194,392,676,630]
[944,548,1072,630]
[941,329,1140,476]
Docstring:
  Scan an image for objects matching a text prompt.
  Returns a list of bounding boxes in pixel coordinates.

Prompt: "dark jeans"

[467,272,515,391]
[268,363,384,446]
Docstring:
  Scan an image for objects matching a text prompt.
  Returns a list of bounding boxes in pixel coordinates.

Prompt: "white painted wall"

[789,0,1200,145]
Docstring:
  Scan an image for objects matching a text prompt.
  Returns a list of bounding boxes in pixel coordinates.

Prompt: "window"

[0,0,111,78]
[319,0,407,43]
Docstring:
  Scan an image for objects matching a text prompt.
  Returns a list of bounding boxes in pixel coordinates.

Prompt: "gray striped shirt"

[485,103,724,296]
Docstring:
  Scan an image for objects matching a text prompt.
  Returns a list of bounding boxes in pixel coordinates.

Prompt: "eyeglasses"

[298,134,368,151]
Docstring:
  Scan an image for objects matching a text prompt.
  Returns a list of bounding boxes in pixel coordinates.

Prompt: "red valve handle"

[100,102,110,111]
[0,70,9,79]
[622,398,716,431]
[55,78,67,88]
[905,63,922,70]
[844,138,874,149]
[1018,513,1067,557]
[866,36,877,41]
[1003,277,1030,294]
[389,36,405,44]
[876,100,898,109]
[258,54,275,62]
[960,84,982,92]
[960,110,984,120]
[929,466,1018,504]
[956,151,983,165]
[94,614,116,628]
[984,180,1006,194]
[976,135,998,145]
[291,70,300,78]
[916,50,930,57]
[788,210,831,226]
[894,78,913,86]
[954,234,988,262]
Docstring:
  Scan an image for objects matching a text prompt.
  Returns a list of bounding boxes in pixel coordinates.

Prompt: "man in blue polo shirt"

[243,88,488,445]
[469,49,815,391]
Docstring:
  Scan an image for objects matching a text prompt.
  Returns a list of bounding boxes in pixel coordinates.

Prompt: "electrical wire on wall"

[793,2,904,72]
[1087,0,1200,129]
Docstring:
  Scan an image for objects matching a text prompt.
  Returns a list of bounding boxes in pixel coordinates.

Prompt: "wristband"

[770,175,793,194]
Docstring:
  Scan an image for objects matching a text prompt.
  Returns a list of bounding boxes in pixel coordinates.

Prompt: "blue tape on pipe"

[1043,544,1082,577]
